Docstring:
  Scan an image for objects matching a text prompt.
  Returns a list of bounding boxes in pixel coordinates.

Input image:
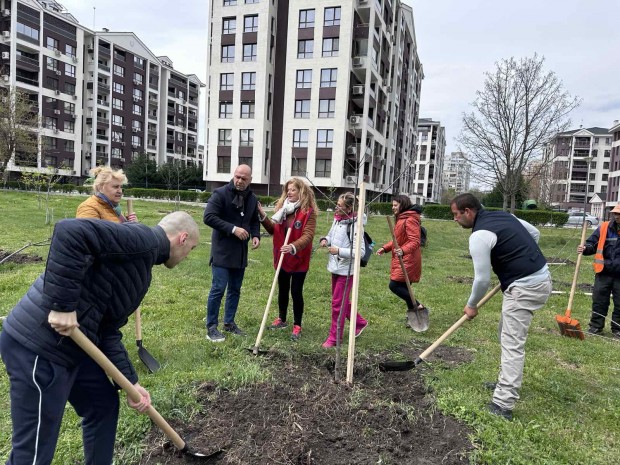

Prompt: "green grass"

[0,191,619,464]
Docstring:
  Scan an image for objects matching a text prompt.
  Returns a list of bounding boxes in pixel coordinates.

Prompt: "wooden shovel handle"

[69,328,187,451]
[127,199,134,216]
[566,220,589,317]
[386,216,416,306]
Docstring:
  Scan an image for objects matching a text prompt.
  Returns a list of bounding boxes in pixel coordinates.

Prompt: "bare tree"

[458,55,580,211]
[0,87,40,185]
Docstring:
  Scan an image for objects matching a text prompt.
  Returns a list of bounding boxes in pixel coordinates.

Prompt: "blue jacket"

[203,181,260,269]
[583,219,620,276]
[2,219,170,384]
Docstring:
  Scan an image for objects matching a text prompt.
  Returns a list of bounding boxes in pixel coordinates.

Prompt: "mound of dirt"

[139,346,474,464]
[0,249,43,264]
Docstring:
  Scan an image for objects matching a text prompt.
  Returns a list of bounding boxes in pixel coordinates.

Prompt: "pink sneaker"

[355,321,368,338]
[291,325,302,341]
[321,339,336,348]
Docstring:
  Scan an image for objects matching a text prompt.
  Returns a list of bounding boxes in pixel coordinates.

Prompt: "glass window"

[318,99,335,118]
[324,7,341,27]
[240,129,254,146]
[241,101,255,118]
[133,73,143,85]
[219,101,233,118]
[297,40,313,59]
[64,140,74,152]
[293,129,309,148]
[223,0,237,5]
[322,38,339,57]
[294,100,310,118]
[132,120,142,130]
[44,117,57,130]
[65,63,76,78]
[315,158,332,177]
[133,88,143,100]
[112,115,124,126]
[132,135,142,147]
[223,17,236,34]
[241,72,256,90]
[218,129,232,146]
[221,45,235,63]
[64,82,75,95]
[46,77,59,90]
[244,15,258,33]
[112,98,124,110]
[245,0,259,3]
[16,22,39,41]
[64,102,75,114]
[64,120,75,134]
[220,73,234,90]
[113,64,125,77]
[296,69,312,88]
[243,44,257,62]
[291,158,307,176]
[217,156,232,173]
[112,131,123,142]
[46,37,59,51]
[46,57,59,71]
[317,129,334,148]
[134,56,145,69]
[133,104,143,116]
[320,68,337,87]
[299,9,315,28]
[113,82,125,94]
[65,44,76,58]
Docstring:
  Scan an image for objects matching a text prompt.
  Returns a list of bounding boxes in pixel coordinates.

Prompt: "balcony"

[98,63,110,72]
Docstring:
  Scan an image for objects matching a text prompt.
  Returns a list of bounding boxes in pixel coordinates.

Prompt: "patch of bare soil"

[545,256,575,265]
[0,249,43,264]
[552,280,594,292]
[447,275,474,285]
[139,347,474,465]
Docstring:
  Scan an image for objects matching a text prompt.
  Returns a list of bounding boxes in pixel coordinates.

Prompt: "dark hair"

[451,193,482,212]
[392,194,412,215]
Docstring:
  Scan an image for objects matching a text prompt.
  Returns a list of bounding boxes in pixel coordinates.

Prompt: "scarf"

[334,212,356,222]
[96,193,125,222]
[271,198,300,224]
[231,181,250,210]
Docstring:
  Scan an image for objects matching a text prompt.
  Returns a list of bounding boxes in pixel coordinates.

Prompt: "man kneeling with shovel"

[451,193,552,421]
[0,212,199,464]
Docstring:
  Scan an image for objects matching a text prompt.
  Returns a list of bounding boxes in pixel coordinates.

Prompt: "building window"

[294,100,310,118]
[63,63,75,78]
[243,43,257,62]
[46,57,59,71]
[65,44,76,58]
[324,7,341,26]
[133,88,143,101]
[64,120,75,134]
[112,98,124,110]
[217,156,231,173]
[240,129,254,146]
[219,101,233,118]
[297,40,313,59]
[133,72,143,85]
[296,69,312,88]
[44,117,57,130]
[223,0,237,5]
[113,82,125,94]
[299,9,315,28]
[218,129,232,146]
[132,120,142,131]
[315,159,331,177]
[221,45,235,62]
[133,104,143,116]
[134,56,145,69]
[318,99,335,118]
[241,101,255,118]
[293,129,309,148]
[291,158,307,176]
[220,73,234,90]
[245,0,259,3]
[244,15,258,33]
[317,129,334,148]
[46,37,59,51]
[322,38,339,57]
[242,72,256,90]
[64,82,76,95]
[223,17,236,34]
[112,131,123,142]
[132,135,142,147]
[113,64,125,77]
[64,102,75,115]
[112,115,124,126]
[16,22,39,41]
[320,68,337,87]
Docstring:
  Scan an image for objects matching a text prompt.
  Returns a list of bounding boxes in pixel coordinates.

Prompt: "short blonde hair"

[90,166,128,194]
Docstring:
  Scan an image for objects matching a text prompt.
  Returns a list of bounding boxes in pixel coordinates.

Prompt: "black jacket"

[2,219,170,384]
[203,181,260,269]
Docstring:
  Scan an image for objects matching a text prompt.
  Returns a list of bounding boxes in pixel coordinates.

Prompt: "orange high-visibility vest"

[593,221,610,273]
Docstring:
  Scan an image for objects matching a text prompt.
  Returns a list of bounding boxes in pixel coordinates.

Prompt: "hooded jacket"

[381,206,423,283]
[321,214,366,276]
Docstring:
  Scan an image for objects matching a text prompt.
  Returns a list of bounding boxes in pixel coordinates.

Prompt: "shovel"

[379,284,501,372]
[555,218,587,340]
[69,328,223,459]
[386,216,428,332]
[127,199,161,372]
[249,227,293,355]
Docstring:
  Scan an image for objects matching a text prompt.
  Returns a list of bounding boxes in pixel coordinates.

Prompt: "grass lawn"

[0,190,619,464]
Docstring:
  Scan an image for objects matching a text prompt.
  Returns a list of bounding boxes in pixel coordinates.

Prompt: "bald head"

[233,164,252,191]
[158,211,199,242]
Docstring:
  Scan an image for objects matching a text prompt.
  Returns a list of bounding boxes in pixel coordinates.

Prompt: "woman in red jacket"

[258,177,317,341]
[376,195,425,327]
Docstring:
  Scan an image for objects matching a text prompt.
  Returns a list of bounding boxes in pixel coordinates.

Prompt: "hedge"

[422,204,568,227]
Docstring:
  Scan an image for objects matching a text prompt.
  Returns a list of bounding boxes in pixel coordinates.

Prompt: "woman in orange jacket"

[76,166,137,222]
[376,194,425,324]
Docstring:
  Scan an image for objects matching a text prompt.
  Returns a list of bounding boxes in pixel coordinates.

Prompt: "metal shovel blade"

[180,443,225,459]
[407,308,429,332]
[137,340,161,373]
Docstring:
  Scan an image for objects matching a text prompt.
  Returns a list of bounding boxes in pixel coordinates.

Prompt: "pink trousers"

[325,274,367,344]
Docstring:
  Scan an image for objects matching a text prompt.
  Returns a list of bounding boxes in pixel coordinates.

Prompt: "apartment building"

[545,126,611,212]
[414,118,445,204]
[443,151,470,194]
[0,0,204,180]
[205,0,423,197]
[606,119,620,212]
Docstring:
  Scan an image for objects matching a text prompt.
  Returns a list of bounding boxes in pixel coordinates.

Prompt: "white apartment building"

[443,151,470,194]
[0,0,204,180]
[545,127,611,211]
[606,119,620,213]
[415,118,445,204]
[205,0,423,197]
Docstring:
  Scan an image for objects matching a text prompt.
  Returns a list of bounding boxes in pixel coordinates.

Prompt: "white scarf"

[271,198,300,224]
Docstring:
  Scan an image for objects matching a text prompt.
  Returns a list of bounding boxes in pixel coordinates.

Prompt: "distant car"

[187,188,204,193]
[565,214,599,227]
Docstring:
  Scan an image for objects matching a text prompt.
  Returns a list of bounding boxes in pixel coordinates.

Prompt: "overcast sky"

[62,0,620,155]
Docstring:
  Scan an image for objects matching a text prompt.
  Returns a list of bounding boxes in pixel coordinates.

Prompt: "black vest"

[472,210,546,291]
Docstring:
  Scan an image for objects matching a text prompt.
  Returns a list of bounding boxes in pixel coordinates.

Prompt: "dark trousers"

[388,280,420,310]
[278,270,307,326]
[590,273,620,333]
[0,331,119,465]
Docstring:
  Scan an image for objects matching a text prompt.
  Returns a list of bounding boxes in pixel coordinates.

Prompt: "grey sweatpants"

[493,277,552,410]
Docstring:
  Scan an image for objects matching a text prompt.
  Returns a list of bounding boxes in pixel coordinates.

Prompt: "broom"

[555,218,588,340]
